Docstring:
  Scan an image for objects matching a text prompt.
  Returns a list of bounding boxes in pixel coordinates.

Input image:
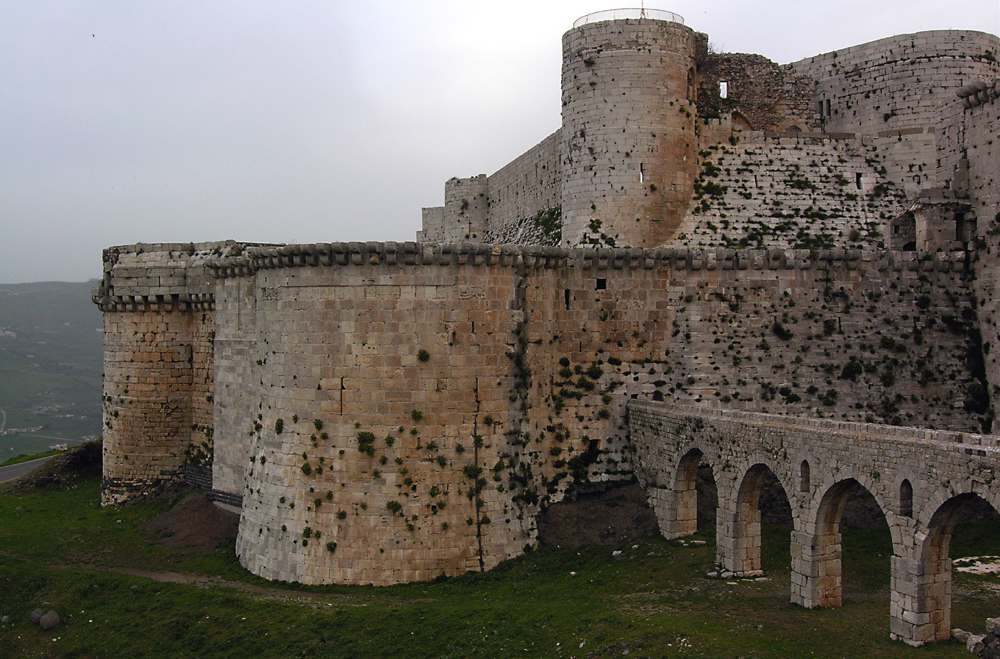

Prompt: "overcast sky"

[2,1,998,283]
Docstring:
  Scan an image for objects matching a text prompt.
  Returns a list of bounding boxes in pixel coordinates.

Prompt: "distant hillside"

[0,281,103,458]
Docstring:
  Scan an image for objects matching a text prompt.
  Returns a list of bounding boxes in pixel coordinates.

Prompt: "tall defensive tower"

[560,9,702,247]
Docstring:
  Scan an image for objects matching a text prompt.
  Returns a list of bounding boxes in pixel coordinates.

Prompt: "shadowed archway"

[720,463,791,577]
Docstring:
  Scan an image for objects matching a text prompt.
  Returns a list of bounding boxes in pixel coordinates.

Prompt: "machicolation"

[93,9,1000,647]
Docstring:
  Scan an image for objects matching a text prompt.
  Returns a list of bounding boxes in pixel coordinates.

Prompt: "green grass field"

[1,471,998,658]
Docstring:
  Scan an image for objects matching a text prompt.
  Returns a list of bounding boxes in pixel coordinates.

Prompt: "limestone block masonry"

[92,240,992,587]
[560,18,701,247]
[93,14,1000,648]
[94,243,229,504]
[421,20,999,250]
[629,402,1000,646]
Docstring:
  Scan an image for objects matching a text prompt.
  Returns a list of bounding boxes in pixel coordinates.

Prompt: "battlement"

[92,241,252,312]
[205,240,973,277]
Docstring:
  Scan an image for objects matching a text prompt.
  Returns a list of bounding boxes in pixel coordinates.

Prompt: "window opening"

[900,479,913,517]
[719,81,728,99]
[596,278,607,290]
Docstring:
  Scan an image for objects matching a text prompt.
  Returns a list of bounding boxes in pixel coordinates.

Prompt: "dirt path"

[104,567,430,608]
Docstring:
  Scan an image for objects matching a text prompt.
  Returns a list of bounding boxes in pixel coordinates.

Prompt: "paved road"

[0,455,55,483]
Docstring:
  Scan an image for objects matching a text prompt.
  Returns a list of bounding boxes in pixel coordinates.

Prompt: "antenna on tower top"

[640,1,646,19]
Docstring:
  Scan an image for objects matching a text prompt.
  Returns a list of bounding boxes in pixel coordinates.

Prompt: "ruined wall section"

[672,134,907,250]
[93,242,232,504]
[561,18,700,248]
[698,53,816,133]
[787,31,1000,196]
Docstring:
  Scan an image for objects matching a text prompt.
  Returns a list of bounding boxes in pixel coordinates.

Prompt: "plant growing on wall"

[357,431,376,456]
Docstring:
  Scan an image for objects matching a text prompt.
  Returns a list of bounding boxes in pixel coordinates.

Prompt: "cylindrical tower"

[560,9,701,248]
[94,244,218,505]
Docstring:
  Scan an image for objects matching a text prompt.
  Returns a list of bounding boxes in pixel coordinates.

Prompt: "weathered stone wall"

[627,402,1000,645]
[416,206,445,243]
[212,274,260,498]
[201,242,985,586]
[698,53,816,133]
[215,245,531,585]
[94,243,227,504]
[672,133,907,251]
[560,18,701,248]
[964,86,1000,418]
[483,130,561,240]
[419,133,562,246]
[787,31,1000,195]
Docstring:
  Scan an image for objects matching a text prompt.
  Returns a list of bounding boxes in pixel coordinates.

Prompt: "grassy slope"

[0,281,103,454]
[1,476,998,658]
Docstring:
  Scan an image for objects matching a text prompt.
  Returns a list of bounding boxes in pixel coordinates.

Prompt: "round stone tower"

[560,9,702,248]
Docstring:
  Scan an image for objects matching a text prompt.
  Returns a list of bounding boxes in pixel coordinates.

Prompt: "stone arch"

[670,447,703,538]
[656,445,718,540]
[794,477,894,609]
[809,470,900,549]
[718,459,794,577]
[731,110,752,131]
[900,488,1000,644]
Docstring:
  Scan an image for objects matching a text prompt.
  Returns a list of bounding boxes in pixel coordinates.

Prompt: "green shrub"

[357,431,376,456]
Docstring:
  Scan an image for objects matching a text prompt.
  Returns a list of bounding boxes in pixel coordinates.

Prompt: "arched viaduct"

[628,401,1000,646]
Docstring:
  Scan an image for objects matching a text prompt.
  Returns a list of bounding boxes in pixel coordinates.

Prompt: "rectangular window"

[719,81,728,99]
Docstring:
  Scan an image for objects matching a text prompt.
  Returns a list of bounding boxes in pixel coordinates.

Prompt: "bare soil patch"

[137,491,239,554]
[537,481,659,548]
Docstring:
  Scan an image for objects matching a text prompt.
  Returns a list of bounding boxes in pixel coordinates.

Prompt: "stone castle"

[93,9,1000,645]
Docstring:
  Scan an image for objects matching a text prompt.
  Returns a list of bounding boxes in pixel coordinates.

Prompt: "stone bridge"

[628,401,1000,646]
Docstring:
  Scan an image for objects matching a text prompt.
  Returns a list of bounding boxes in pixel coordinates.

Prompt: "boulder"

[38,611,59,630]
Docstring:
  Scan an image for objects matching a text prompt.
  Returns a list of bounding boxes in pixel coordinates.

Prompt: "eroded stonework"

[94,11,1000,646]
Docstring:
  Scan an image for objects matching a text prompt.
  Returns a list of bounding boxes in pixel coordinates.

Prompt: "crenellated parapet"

[92,241,250,312]
[204,240,974,277]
